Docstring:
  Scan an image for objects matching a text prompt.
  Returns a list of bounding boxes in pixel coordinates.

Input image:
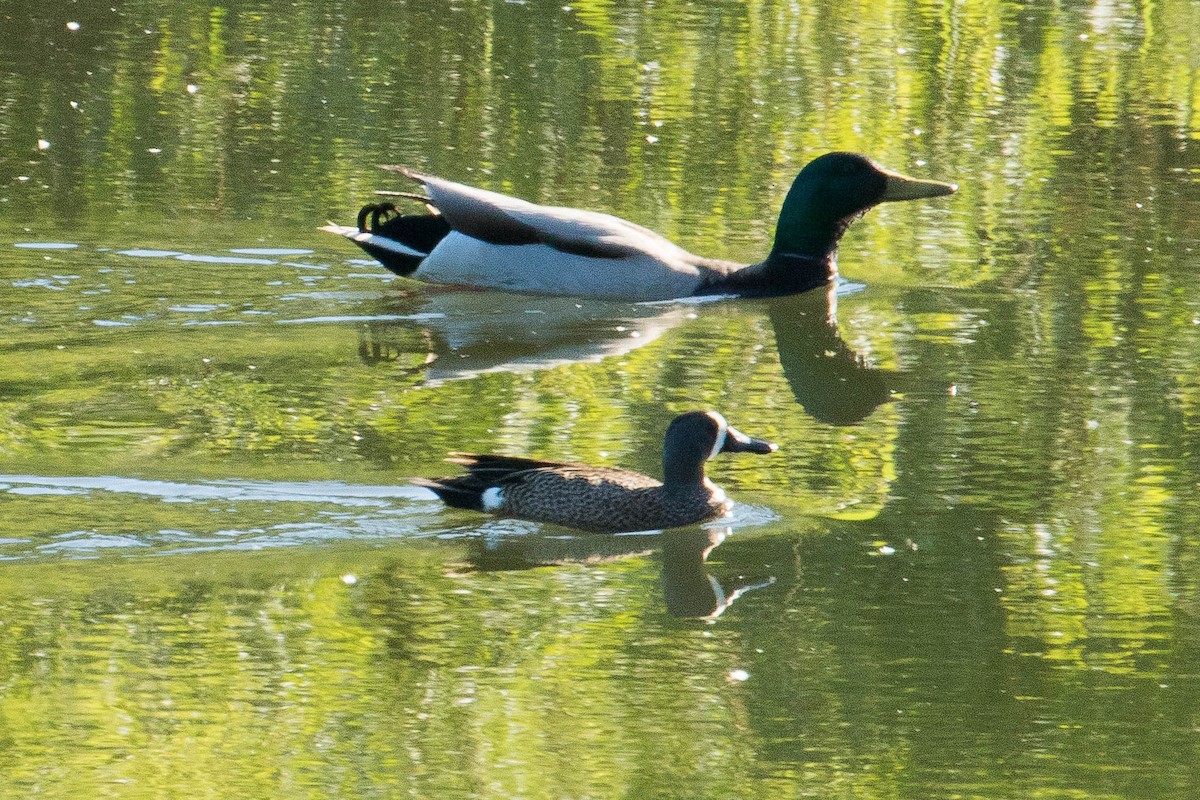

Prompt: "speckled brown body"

[493,466,731,533]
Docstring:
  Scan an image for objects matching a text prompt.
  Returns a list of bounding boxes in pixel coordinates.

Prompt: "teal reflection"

[464,526,775,619]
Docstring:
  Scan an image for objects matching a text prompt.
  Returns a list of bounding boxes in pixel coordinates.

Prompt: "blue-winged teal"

[413,411,778,533]
[322,152,956,301]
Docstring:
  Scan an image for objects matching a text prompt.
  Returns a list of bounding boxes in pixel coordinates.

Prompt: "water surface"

[2,0,1200,797]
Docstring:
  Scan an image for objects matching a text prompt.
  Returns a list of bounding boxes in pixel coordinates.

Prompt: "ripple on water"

[174,254,277,265]
[0,474,429,506]
[116,249,184,258]
[39,533,148,553]
[230,247,314,256]
[0,475,442,560]
[12,277,70,290]
[167,304,225,313]
[5,486,88,496]
[276,312,446,324]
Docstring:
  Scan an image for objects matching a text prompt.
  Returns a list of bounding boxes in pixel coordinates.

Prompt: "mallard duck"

[322,152,955,301]
[413,410,777,533]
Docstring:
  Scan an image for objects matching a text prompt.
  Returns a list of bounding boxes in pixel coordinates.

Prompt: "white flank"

[414,233,703,301]
[481,486,505,511]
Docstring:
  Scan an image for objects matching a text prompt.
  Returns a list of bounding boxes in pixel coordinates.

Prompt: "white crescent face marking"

[481,487,506,511]
[706,411,729,461]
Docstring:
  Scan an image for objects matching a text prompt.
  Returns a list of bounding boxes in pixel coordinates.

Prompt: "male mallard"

[322,152,955,301]
[413,410,777,533]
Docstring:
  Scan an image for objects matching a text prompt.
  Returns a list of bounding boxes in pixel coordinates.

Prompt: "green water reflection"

[2,0,1200,797]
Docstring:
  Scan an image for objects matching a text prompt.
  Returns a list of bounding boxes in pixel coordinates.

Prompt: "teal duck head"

[662,411,777,489]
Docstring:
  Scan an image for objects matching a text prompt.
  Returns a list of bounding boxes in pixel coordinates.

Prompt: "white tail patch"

[481,486,506,511]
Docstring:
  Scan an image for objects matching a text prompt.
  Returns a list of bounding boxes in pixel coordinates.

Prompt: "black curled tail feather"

[357,202,398,232]
[350,203,452,277]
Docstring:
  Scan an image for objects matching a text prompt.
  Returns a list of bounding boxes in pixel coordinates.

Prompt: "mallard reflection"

[354,281,903,424]
[766,283,905,424]
[462,527,774,619]
[355,290,696,380]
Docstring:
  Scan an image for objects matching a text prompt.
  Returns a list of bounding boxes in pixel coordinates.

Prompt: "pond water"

[2,0,1200,797]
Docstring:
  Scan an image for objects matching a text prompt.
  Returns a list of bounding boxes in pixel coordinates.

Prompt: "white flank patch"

[481,487,506,511]
[706,411,728,461]
[416,233,702,301]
